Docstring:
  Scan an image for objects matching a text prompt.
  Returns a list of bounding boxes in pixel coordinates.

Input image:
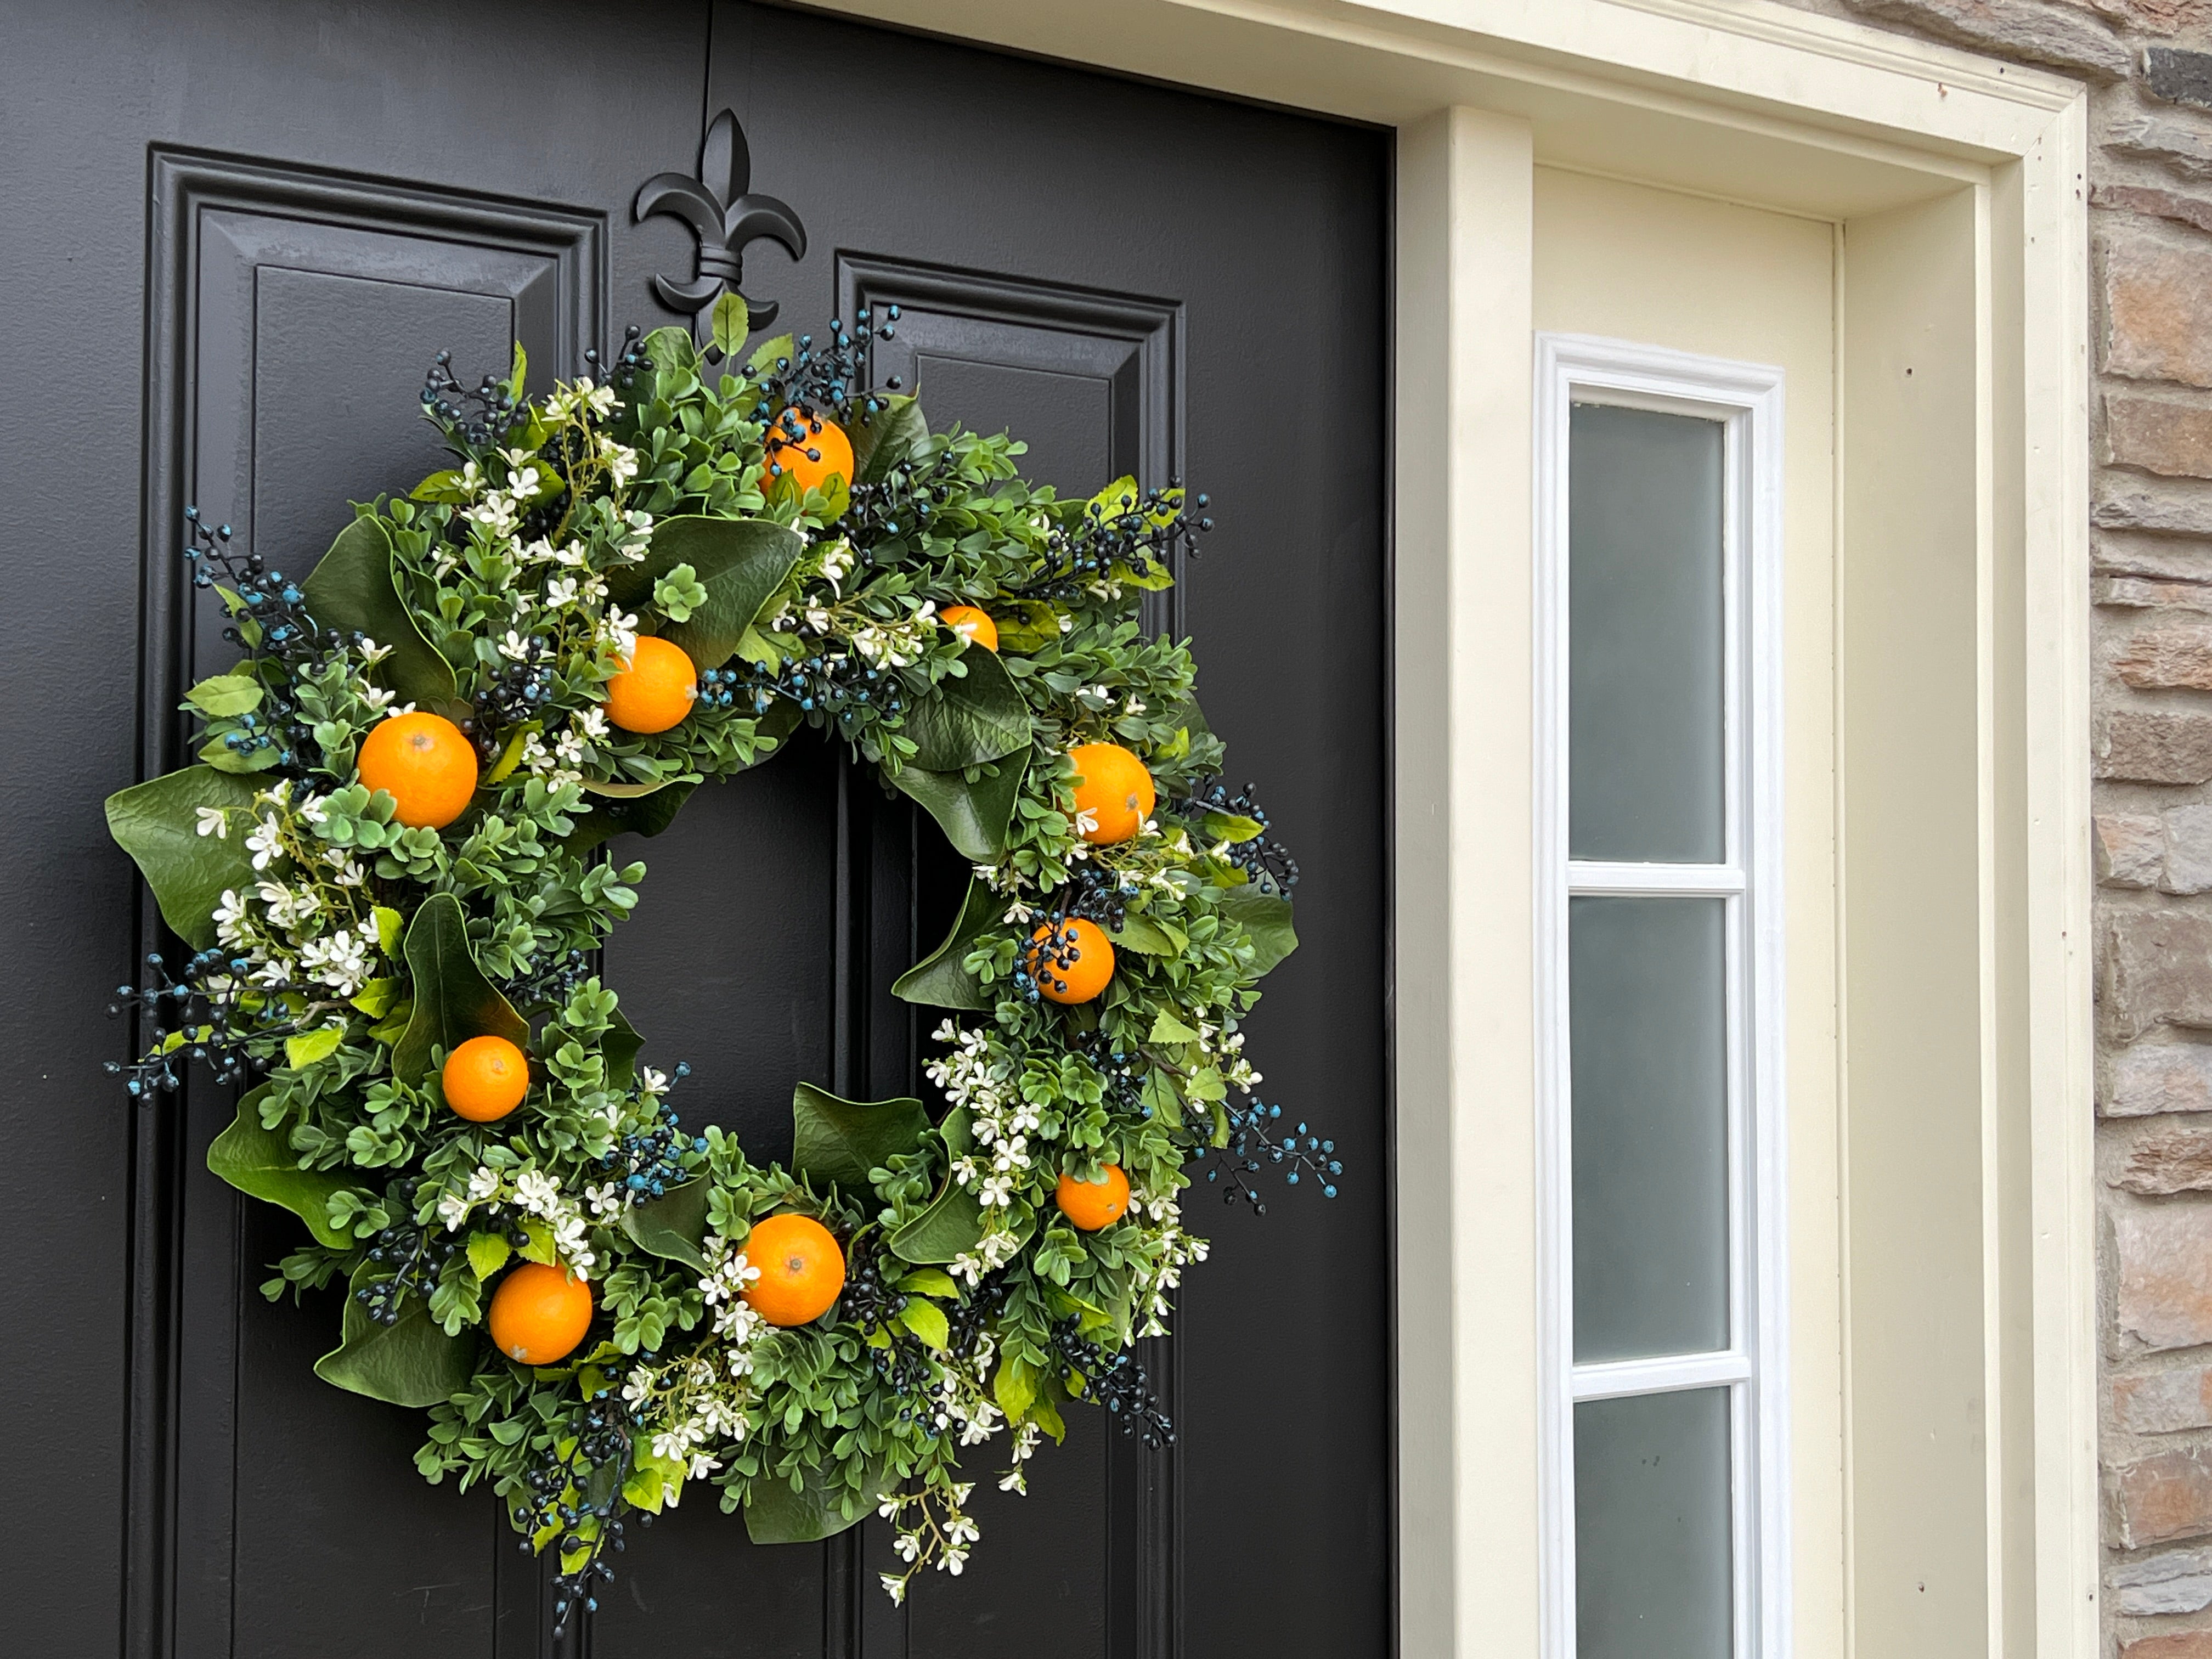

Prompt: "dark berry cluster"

[105,949,312,1098]
[358,1178,482,1324]
[1177,780,1300,894]
[509,1383,641,1630]
[420,349,523,453]
[754,307,900,420]
[1195,1101,1342,1214]
[500,946,594,1013]
[596,1063,702,1200]
[1008,480,1211,604]
[584,324,648,394]
[744,647,909,745]
[1053,1323,1173,1449]
[465,638,558,761]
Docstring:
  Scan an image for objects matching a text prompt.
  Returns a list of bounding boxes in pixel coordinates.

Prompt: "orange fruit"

[739,1212,845,1327]
[358,710,479,830]
[761,405,854,495]
[1027,917,1115,1005]
[1056,1164,1131,1232]
[1068,742,1154,844]
[488,1262,592,1365]
[940,606,998,651]
[604,635,697,733]
[442,1034,530,1122]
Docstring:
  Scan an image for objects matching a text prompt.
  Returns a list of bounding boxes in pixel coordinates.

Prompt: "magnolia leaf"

[708,292,749,361]
[896,1267,960,1298]
[301,515,458,707]
[886,752,1026,861]
[604,516,804,670]
[391,894,528,1086]
[900,648,1030,772]
[603,1009,645,1085]
[206,1084,355,1249]
[791,1082,930,1190]
[105,765,262,949]
[620,1177,711,1273]
[990,600,1062,655]
[466,1232,512,1282]
[887,1184,985,1265]
[891,877,1000,1011]
[1218,884,1299,978]
[568,781,698,853]
[314,1266,477,1408]
[742,1457,884,1546]
[898,1300,950,1350]
[183,669,263,718]
[849,395,928,486]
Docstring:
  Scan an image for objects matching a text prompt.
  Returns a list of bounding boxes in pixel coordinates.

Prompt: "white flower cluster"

[435,1163,596,1278]
[1131,1201,1210,1339]
[926,1022,1045,1210]
[206,781,380,997]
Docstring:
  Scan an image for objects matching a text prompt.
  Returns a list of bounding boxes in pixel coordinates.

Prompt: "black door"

[1,3,1390,1656]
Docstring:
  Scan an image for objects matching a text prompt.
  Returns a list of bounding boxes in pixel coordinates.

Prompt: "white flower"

[585,1181,623,1221]
[977,1173,1014,1208]
[577,706,610,741]
[357,636,394,666]
[467,1165,503,1201]
[437,1190,470,1231]
[497,629,533,662]
[244,816,285,871]
[881,1576,909,1606]
[512,1169,560,1215]
[195,807,229,839]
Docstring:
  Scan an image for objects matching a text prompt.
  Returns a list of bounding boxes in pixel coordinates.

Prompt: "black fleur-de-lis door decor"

[634,108,808,343]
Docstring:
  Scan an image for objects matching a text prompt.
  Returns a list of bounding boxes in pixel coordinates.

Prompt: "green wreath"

[103,297,1338,1622]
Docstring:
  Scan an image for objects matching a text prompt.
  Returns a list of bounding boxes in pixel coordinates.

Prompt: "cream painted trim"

[788,2,2096,1652]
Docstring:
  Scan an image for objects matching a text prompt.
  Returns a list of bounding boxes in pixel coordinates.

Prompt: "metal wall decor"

[633,108,807,341]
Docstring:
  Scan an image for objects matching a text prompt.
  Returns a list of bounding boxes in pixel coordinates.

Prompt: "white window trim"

[1533,332,1790,1659]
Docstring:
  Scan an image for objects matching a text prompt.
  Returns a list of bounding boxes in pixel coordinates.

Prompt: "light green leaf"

[1203,811,1266,844]
[196,733,283,774]
[373,906,403,955]
[105,765,262,949]
[349,978,398,1018]
[467,1232,512,1282]
[791,1082,930,1191]
[896,1268,960,1298]
[746,332,795,376]
[518,1215,558,1266]
[1088,476,1139,524]
[206,1084,355,1249]
[603,516,805,670]
[992,1354,1037,1421]
[620,1177,711,1273]
[990,599,1063,655]
[898,1300,950,1350]
[409,469,474,505]
[284,1025,346,1069]
[1218,884,1299,978]
[314,1266,477,1408]
[507,338,529,399]
[900,647,1031,772]
[301,516,458,706]
[891,877,1000,1012]
[391,893,529,1086]
[184,669,263,718]
[886,753,1026,861]
[485,720,536,785]
[1147,1008,1200,1044]
[709,292,749,361]
[1110,913,1178,956]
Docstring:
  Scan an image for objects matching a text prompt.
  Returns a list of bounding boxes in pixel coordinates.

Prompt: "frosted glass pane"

[1571,896,1728,1362]
[1569,402,1725,862]
[1575,1388,1734,1659]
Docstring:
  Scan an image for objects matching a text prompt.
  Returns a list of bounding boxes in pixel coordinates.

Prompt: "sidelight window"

[1535,335,1788,1659]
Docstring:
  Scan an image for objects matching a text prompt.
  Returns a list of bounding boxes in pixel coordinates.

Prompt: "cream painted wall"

[1531,166,1845,1659]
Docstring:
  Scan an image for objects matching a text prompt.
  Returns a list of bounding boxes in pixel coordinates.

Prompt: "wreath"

[103,296,1339,1623]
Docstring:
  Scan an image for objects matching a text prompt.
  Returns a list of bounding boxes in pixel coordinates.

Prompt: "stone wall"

[1785,2,2212,1652]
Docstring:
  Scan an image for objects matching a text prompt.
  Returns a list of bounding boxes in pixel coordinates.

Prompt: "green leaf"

[1030,1389,1067,1443]
[1218,884,1299,978]
[992,1354,1037,1420]
[620,1177,711,1273]
[409,469,474,505]
[742,1457,884,1546]
[467,1232,512,1281]
[314,1266,477,1408]
[887,1184,986,1265]
[900,647,1031,771]
[506,338,529,399]
[896,1268,960,1298]
[349,977,399,1018]
[990,600,1062,655]
[206,1084,355,1249]
[1147,1008,1200,1044]
[791,1082,930,1191]
[196,733,283,774]
[569,781,697,851]
[898,1300,950,1350]
[1088,476,1140,524]
[105,765,262,949]
[746,332,795,376]
[373,906,403,953]
[603,1009,645,1086]
[1110,913,1178,956]
[1203,811,1266,844]
[885,753,1027,861]
[891,877,1000,1012]
[184,669,263,718]
[848,396,928,486]
[301,516,458,707]
[708,292,749,361]
[518,1215,558,1266]
[603,516,805,670]
[486,720,537,785]
[284,1025,346,1069]
[391,893,529,1086]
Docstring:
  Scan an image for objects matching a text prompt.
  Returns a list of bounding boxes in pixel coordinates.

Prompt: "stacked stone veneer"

[1787,3,2212,1653]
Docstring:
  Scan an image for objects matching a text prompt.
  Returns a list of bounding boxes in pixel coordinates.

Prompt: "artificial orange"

[1068,742,1154,844]
[442,1033,530,1122]
[1056,1164,1131,1232]
[487,1262,592,1365]
[1027,917,1115,1005]
[739,1212,846,1327]
[940,606,999,652]
[358,710,479,830]
[604,635,697,733]
[761,405,854,496]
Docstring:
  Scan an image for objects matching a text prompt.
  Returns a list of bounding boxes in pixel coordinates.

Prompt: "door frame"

[793,2,2094,1653]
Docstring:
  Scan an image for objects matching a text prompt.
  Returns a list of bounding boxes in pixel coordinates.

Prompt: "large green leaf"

[301,516,457,707]
[888,1186,1034,1266]
[105,765,263,949]
[885,752,1026,861]
[791,1082,930,1191]
[314,1265,477,1408]
[901,647,1031,772]
[391,894,528,1085]
[619,1176,711,1273]
[206,1084,354,1249]
[890,877,1000,1012]
[848,396,928,486]
[743,1457,885,1545]
[1218,883,1299,978]
[605,516,803,670]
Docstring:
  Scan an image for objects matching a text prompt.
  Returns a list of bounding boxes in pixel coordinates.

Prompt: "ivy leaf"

[900,647,1031,771]
[206,1084,354,1249]
[848,395,928,486]
[746,332,795,377]
[886,753,1027,861]
[301,515,458,707]
[603,516,804,670]
[284,1025,346,1069]
[896,1268,960,1298]
[891,877,1000,1011]
[620,1177,711,1273]
[183,669,263,718]
[105,765,262,949]
[708,292,749,362]
[313,1266,477,1408]
[466,1232,512,1282]
[791,1082,930,1191]
[1218,884,1299,978]
[1147,1008,1200,1044]
[742,1457,884,1546]
[391,893,528,1086]
[898,1300,950,1350]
